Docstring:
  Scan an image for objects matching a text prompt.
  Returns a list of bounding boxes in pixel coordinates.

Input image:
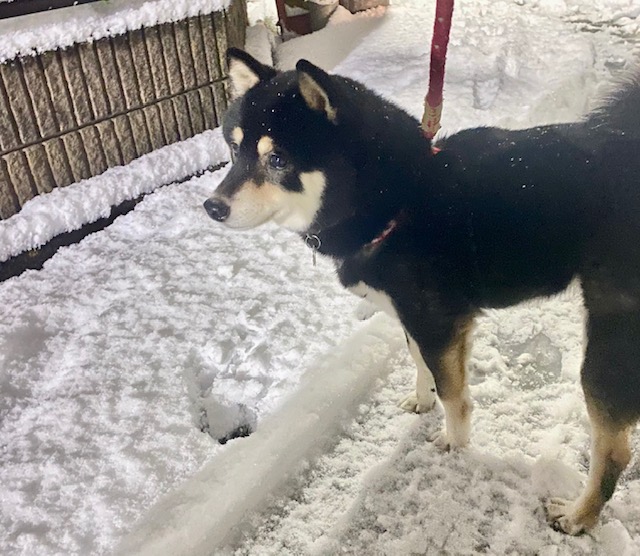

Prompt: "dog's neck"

[300,147,449,262]
[302,209,404,261]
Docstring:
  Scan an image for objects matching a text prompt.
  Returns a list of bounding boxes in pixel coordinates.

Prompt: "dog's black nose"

[203,198,230,222]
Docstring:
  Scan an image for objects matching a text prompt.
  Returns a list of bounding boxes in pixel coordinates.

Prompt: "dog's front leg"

[346,282,436,408]
[399,330,437,413]
[354,298,380,321]
[410,314,476,450]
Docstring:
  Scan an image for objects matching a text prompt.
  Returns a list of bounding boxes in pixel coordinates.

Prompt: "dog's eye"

[229,142,240,156]
[269,152,287,170]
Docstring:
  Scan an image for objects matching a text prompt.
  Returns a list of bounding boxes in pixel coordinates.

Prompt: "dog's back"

[434,77,640,310]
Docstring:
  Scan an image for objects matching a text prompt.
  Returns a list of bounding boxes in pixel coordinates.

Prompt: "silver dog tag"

[305,234,321,267]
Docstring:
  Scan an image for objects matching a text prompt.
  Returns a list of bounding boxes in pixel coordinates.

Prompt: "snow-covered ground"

[1,0,640,554]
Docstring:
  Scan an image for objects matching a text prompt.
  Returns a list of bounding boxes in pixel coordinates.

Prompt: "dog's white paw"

[545,498,595,536]
[429,428,469,452]
[429,430,456,451]
[354,299,379,321]
[399,391,436,414]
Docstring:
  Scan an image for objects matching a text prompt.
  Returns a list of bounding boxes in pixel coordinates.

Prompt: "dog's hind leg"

[546,402,633,534]
[399,330,437,413]
[546,311,639,534]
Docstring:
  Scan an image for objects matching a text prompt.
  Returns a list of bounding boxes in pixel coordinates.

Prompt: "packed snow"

[1,0,640,555]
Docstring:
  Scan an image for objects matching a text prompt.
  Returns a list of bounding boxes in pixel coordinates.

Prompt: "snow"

[0,0,231,63]
[118,315,405,556]
[1,0,640,555]
[0,129,229,263]
[0,165,360,554]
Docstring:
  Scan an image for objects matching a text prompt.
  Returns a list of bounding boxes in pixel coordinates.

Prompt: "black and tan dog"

[204,48,640,534]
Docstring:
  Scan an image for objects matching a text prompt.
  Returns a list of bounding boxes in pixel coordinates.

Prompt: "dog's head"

[204,49,355,233]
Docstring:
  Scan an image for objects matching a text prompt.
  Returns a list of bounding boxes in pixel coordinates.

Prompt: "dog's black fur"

[205,48,640,534]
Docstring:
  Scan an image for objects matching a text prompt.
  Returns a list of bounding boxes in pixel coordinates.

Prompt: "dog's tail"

[587,71,640,136]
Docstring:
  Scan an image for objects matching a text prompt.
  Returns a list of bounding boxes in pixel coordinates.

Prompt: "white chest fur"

[348,281,399,320]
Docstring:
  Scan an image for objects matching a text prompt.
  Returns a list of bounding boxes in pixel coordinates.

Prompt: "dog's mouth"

[222,217,274,231]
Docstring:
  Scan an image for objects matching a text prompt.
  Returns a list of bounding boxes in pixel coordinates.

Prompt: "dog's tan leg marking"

[399,332,437,414]
[430,316,475,451]
[546,396,632,535]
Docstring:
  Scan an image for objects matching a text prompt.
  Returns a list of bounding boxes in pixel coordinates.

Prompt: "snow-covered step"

[117,313,408,556]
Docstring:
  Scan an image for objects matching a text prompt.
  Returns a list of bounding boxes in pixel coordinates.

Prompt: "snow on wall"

[0,128,229,263]
[0,0,232,63]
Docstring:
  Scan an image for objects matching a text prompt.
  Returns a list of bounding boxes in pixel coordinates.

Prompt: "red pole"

[421,0,454,141]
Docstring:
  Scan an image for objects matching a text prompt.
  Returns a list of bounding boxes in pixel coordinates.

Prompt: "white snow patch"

[0,128,229,263]
[117,314,406,556]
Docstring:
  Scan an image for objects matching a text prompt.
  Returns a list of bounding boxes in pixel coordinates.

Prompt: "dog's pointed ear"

[296,59,338,123]
[227,48,277,99]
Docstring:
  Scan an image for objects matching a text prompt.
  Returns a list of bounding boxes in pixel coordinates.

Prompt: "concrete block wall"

[0,0,247,219]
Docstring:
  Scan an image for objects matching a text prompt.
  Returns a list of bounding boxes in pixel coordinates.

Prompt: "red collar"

[369,218,398,247]
[364,149,442,249]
